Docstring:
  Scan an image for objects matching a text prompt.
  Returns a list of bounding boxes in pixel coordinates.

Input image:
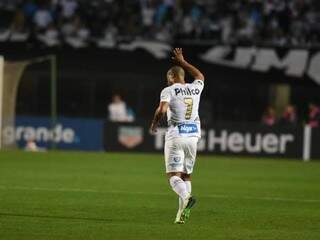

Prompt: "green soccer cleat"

[181,196,196,223]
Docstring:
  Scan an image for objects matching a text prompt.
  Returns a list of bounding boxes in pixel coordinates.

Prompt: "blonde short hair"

[167,66,185,79]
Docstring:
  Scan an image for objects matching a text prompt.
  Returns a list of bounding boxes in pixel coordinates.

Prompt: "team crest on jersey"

[118,126,144,149]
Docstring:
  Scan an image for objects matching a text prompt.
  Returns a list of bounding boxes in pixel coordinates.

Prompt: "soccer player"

[150,48,205,224]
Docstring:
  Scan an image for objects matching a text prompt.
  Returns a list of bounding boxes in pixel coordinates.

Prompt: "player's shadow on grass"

[0,212,118,223]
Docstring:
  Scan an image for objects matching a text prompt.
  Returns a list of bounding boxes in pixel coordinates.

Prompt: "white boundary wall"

[303,125,312,162]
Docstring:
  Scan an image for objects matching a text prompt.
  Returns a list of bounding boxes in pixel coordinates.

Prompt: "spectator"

[37,23,60,46]
[1,0,320,46]
[108,94,134,122]
[33,4,53,31]
[308,103,320,128]
[262,106,277,126]
[60,0,78,20]
[220,15,233,43]
[141,1,155,34]
[98,22,118,48]
[279,105,297,126]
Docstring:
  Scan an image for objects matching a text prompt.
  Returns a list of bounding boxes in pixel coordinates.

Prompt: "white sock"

[178,181,192,212]
[169,176,189,200]
[185,180,192,194]
[176,197,184,221]
[178,197,184,212]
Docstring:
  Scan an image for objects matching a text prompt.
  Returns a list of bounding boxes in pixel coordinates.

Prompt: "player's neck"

[174,78,185,84]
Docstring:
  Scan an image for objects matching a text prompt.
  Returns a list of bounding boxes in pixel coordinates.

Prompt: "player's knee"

[182,174,192,181]
[167,172,182,179]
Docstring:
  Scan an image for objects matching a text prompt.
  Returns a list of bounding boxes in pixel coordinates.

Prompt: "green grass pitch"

[0,151,319,240]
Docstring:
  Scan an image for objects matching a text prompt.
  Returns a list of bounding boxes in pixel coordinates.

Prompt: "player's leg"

[180,174,196,221]
[167,172,190,201]
[175,174,192,223]
[165,138,190,223]
[173,174,188,223]
[180,137,198,222]
[182,174,192,195]
[165,138,189,200]
[168,171,196,224]
[176,174,191,217]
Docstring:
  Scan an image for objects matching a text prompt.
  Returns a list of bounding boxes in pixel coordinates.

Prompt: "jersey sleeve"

[192,79,204,91]
[160,87,171,103]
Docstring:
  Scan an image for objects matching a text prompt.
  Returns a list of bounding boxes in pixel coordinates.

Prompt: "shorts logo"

[169,163,182,167]
[173,157,181,163]
[118,126,144,149]
[178,124,198,134]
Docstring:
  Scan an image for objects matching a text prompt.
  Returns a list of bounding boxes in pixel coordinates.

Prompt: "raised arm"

[172,48,205,81]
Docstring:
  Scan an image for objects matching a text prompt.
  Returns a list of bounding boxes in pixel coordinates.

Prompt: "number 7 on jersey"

[184,98,193,120]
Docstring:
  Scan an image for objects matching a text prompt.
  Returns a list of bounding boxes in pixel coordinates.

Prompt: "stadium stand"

[0,0,320,47]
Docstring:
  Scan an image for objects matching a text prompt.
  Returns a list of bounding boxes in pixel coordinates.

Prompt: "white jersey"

[160,79,204,140]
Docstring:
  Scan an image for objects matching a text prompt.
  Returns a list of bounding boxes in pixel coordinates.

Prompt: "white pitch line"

[0,185,319,203]
[206,194,320,203]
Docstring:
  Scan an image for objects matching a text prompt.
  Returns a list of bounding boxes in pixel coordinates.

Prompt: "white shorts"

[164,137,198,174]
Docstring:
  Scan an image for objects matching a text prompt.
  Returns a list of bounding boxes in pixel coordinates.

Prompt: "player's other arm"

[172,48,204,81]
[150,101,169,133]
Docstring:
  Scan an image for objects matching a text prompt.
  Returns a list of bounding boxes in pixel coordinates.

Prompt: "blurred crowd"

[0,0,320,47]
[262,103,320,128]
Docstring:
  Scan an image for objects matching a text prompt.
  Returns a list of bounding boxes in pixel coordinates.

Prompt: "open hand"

[172,48,185,64]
